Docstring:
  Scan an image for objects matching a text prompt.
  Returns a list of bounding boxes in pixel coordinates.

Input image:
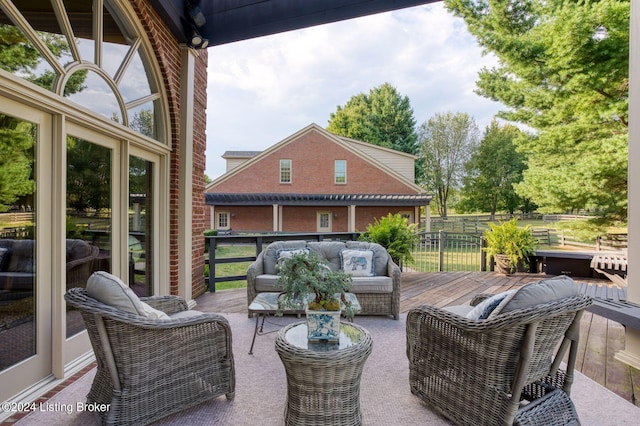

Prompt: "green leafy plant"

[483,218,536,274]
[360,213,418,265]
[276,251,354,318]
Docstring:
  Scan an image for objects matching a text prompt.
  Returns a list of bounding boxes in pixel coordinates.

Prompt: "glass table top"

[284,322,365,352]
[249,292,361,313]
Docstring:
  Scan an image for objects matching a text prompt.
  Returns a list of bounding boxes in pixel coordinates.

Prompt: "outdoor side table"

[275,321,373,426]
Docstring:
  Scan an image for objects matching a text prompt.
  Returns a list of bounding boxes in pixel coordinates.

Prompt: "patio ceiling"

[148,0,438,46]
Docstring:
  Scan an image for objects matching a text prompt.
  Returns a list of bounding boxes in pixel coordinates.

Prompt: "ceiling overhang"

[147,0,437,47]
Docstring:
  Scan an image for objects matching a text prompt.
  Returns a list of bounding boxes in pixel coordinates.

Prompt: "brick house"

[205,124,431,233]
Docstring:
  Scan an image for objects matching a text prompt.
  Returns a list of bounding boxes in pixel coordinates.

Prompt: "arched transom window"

[0,0,166,142]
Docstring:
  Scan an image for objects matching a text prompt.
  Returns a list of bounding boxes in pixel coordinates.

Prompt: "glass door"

[63,124,120,364]
[0,99,52,402]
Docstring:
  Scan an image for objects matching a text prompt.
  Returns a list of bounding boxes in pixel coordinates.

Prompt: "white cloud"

[206,3,503,179]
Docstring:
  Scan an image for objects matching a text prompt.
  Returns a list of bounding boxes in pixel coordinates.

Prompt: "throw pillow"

[465,290,516,320]
[340,249,375,277]
[0,247,9,272]
[275,248,310,269]
[86,271,170,319]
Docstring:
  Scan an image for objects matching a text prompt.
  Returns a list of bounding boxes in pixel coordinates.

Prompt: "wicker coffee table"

[275,321,373,426]
[248,292,360,354]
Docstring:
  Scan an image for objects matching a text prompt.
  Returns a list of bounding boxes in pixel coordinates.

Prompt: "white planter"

[305,309,341,342]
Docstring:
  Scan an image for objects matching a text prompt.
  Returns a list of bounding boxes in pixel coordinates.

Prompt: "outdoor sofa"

[247,240,401,319]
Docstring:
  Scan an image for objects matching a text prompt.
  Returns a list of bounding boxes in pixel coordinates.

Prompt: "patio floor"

[6,271,639,425]
[199,271,640,407]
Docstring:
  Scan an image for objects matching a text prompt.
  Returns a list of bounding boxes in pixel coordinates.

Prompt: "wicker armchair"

[406,279,592,426]
[65,242,99,290]
[65,287,235,426]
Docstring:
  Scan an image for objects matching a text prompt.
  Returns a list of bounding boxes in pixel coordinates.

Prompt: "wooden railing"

[204,232,360,291]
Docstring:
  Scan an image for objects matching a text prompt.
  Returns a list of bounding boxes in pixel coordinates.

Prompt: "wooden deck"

[195,271,640,406]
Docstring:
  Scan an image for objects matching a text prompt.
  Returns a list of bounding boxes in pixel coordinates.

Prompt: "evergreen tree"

[445,0,629,221]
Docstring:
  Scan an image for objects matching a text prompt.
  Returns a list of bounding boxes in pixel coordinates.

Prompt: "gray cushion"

[262,241,309,275]
[0,247,9,272]
[307,241,346,271]
[86,271,170,319]
[7,240,34,273]
[345,241,389,276]
[443,304,474,317]
[488,275,579,319]
[255,274,281,292]
[348,276,393,293]
[169,310,205,320]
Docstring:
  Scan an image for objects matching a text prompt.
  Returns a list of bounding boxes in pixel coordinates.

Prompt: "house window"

[335,160,347,184]
[217,212,230,230]
[317,211,332,232]
[280,159,292,183]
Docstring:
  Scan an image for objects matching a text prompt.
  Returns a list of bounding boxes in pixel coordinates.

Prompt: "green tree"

[0,24,86,211]
[417,111,479,219]
[327,83,421,179]
[0,116,35,211]
[444,0,629,222]
[130,109,154,138]
[457,120,529,217]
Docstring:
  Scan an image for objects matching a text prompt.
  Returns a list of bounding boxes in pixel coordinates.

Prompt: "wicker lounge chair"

[65,286,235,426]
[406,276,592,426]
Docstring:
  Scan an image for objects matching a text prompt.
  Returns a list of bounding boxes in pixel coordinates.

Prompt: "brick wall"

[211,128,418,194]
[131,0,208,297]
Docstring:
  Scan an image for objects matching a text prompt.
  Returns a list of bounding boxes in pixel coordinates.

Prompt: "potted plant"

[276,251,354,341]
[483,218,536,275]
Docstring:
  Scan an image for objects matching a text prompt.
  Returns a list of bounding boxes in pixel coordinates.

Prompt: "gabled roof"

[206,123,423,193]
[222,151,261,158]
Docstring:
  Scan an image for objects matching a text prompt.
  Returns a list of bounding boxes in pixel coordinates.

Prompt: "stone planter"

[306,309,341,342]
[494,254,514,275]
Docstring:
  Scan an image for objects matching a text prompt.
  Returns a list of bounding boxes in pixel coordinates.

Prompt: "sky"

[205,2,504,179]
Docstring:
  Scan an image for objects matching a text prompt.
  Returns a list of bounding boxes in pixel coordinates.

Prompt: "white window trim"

[335,159,347,184]
[280,159,292,184]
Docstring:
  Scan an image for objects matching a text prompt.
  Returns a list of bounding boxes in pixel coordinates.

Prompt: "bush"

[360,213,418,265]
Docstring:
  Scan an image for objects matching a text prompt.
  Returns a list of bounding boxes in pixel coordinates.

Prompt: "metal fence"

[409,231,486,273]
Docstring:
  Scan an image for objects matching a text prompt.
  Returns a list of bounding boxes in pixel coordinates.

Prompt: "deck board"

[196,271,638,406]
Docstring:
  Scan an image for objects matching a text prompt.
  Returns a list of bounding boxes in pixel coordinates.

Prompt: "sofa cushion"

[340,249,375,277]
[263,240,309,275]
[0,247,9,272]
[345,242,388,276]
[487,275,579,319]
[66,239,93,262]
[169,310,205,320]
[348,276,393,293]
[6,240,34,273]
[307,241,346,271]
[255,274,281,292]
[86,271,170,319]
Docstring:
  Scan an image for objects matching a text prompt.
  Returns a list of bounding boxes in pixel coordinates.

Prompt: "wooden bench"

[577,282,640,330]
[590,252,627,287]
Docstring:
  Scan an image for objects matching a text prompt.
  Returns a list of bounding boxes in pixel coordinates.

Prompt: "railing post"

[209,236,216,292]
[438,230,444,272]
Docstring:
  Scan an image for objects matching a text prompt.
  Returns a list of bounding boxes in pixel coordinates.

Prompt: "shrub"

[360,213,418,265]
